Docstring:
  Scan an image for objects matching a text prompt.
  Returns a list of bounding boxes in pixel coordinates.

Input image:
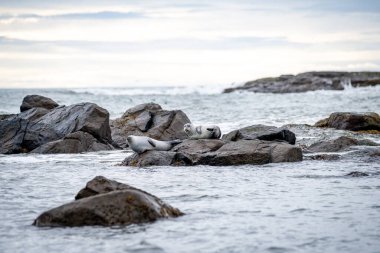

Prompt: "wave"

[68,85,226,96]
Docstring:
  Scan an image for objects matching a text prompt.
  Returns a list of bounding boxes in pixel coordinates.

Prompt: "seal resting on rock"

[127,135,182,154]
[184,123,221,139]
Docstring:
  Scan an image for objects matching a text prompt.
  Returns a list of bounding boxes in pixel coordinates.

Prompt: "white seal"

[183,123,221,139]
[127,135,182,154]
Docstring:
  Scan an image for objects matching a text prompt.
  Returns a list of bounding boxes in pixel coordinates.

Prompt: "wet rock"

[110,103,191,148]
[314,112,380,131]
[20,95,59,112]
[222,124,296,144]
[121,139,302,167]
[33,176,183,227]
[307,136,379,153]
[223,71,380,93]
[345,171,369,177]
[0,100,114,154]
[30,131,114,154]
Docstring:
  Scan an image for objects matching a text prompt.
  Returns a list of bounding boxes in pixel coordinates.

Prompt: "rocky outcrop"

[306,136,378,153]
[110,103,191,148]
[223,71,380,93]
[345,171,369,177]
[121,139,302,167]
[314,112,380,132]
[0,96,115,154]
[222,124,296,144]
[20,95,59,112]
[33,176,183,227]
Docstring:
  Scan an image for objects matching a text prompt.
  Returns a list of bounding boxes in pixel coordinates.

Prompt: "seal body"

[183,123,221,139]
[127,135,181,154]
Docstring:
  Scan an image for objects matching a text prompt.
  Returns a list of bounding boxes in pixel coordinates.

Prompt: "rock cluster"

[0,95,114,154]
[122,125,303,167]
[223,71,380,93]
[33,176,183,227]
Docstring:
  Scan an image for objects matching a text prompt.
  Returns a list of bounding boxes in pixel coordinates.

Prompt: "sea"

[0,85,379,253]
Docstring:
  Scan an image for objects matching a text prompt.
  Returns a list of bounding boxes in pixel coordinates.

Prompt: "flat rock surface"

[122,139,303,167]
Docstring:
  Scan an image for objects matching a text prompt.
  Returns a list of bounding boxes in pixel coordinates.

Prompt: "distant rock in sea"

[314,112,380,132]
[223,71,380,93]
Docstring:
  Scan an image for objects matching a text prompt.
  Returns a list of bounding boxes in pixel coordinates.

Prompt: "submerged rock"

[222,124,296,144]
[307,136,379,153]
[0,95,114,154]
[121,139,302,167]
[110,103,191,148]
[314,112,380,131]
[20,94,59,112]
[223,71,380,93]
[345,171,369,177]
[33,176,183,227]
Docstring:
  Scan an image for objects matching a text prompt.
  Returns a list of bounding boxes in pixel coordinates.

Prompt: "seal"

[183,123,221,139]
[127,135,182,154]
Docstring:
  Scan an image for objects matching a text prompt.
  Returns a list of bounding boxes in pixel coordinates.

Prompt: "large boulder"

[314,112,380,132]
[223,71,380,93]
[222,124,296,144]
[110,103,191,148]
[33,176,183,227]
[307,136,378,153]
[20,94,59,112]
[121,139,303,167]
[0,97,114,154]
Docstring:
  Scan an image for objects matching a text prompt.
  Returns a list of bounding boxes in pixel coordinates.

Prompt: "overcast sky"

[0,0,380,88]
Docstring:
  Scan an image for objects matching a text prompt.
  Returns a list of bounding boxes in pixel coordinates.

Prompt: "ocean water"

[0,86,380,253]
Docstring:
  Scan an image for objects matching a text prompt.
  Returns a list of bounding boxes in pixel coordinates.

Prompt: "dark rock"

[222,124,296,144]
[307,136,378,153]
[0,101,113,154]
[314,112,380,131]
[33,176,183,227]
[223,71,380,93]
[20,95,59,112]
[30,131,114,154]
[307,154,341,161]
[345,171,369,177]
[121,139,303,167]
[110,103,191,148]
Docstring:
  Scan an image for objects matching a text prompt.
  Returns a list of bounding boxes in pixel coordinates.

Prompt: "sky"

[0,0,380,88]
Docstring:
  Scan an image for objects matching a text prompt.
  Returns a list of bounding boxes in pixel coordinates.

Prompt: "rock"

[0,108,52,154]
[307,154,341,161]
[20,95,59,112]
[0,101,114,154]
[110,103,191,148]
[33,176,183,227]
[307,136,379,153]
[345,171,369,177]
[222,124,296,144]
[121,139,303,167]
[30,131,114,154]
[314,112,380,131]
[223,71,380,93]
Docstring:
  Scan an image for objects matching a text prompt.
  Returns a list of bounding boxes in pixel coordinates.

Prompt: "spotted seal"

[183,123,221,139]
[127,135,182,154]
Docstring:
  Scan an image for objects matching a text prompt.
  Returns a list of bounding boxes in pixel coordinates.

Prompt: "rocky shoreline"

[223,71,380,93]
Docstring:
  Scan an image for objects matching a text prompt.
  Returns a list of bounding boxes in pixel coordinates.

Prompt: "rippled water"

[0,86,380,253]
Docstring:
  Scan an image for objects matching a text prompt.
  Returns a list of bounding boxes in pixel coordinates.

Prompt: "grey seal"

[183,123,221,139]
[127,135,182,154]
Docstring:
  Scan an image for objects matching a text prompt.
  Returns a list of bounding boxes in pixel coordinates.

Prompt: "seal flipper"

[170,139,182,146]
[206,128,214,132]
[148,139,156,148]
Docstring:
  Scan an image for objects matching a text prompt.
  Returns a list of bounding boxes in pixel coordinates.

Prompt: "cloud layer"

[0,0,380,88]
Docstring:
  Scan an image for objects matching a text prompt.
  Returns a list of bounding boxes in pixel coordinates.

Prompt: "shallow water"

[0,86,380,253]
